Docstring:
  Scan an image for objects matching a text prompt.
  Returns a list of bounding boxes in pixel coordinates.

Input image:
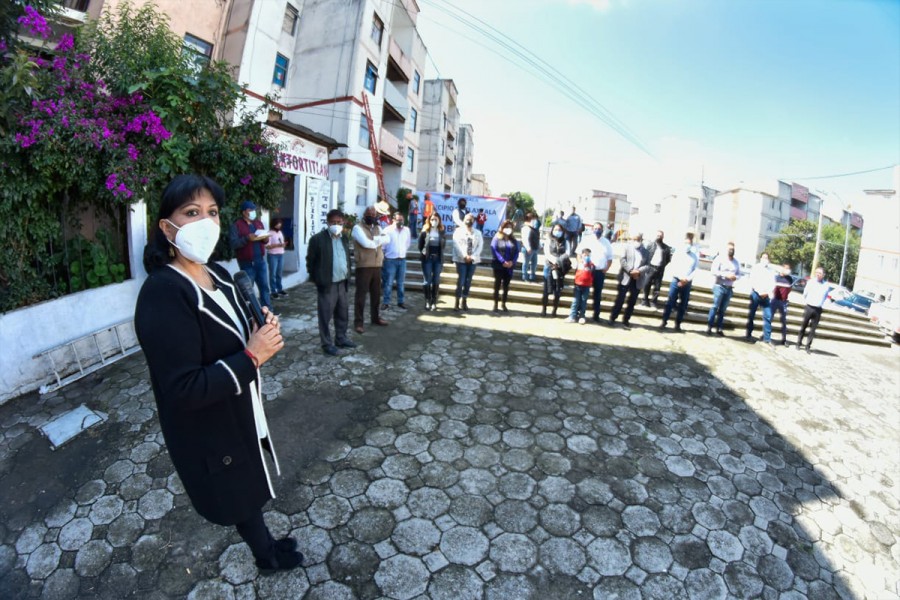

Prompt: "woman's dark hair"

[143,174,225,272]
[270,217,283,229]
[499,220,516,238]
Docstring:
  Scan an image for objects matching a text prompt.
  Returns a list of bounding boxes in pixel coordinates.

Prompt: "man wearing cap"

[229,200,272,310]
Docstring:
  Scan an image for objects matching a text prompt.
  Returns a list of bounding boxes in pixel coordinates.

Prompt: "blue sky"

[415,0,900,216]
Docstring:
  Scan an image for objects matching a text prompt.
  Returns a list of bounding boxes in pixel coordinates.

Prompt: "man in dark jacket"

[608,232,650,329]
[306,209,357,356]
[230,200,272,310]
[641,230,672,309]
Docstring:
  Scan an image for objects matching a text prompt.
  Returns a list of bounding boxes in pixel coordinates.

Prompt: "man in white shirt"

[660,233,699,331]
[352,206,390,333]
[745,253,777,346]
[797,267,831,352]
[381,212,412,310]
[706,242,741,336]
[577,222,614,322]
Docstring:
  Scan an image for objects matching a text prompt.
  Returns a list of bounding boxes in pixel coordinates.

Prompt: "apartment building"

[470,174,491,197]
[417,78,460,193]
[708,186,793,260]
[631,185,719,244]
[856,166,899,300]
[453,124,475,194]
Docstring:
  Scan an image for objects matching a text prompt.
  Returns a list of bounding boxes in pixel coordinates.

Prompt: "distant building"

[470,174,491,197]
[582,190,631,232]
[454,124,475,194]
[855,166,899,300]
[417,79,460,193]
[631,185,718,244]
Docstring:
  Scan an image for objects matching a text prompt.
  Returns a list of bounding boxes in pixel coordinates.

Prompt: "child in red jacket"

[567,248,594,323]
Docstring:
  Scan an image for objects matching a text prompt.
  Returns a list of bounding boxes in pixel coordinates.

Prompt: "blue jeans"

[382,258,407,304]
[408,214,418,238]
[267,253,284,294]
[770,299,789,343]
[570,285,590,319]
[238,257,272,310]
[591,270,606,319]
[422,255,443,287]
[455,262,476,298]
[521,250,538,281]
[707,284,733,331]
[662,279,692,325]
[746,291,773,341]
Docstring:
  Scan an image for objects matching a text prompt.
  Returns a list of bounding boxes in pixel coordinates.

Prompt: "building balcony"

[386,37,412,83]
[444,145,455,165]
[382,81,408,123]
[790,206,807,221]
[379,127,405,166]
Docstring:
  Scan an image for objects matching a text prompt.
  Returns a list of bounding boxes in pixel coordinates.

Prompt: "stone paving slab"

[0,281,898,599]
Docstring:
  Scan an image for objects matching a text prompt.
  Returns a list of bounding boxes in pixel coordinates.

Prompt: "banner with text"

[418,192,509,238]
[304,178,330,245]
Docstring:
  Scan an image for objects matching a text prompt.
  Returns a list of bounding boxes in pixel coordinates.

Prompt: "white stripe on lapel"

[166,265,246,346]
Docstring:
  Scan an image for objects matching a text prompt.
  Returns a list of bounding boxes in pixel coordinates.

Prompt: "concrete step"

[394,261,889,347]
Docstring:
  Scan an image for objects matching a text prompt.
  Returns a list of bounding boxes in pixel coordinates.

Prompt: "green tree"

[818,222,860,288]
[501,191,535,217]
[764,220,816,273]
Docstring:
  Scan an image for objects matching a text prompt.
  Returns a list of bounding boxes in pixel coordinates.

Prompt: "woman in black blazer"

[418,214,446,311]
[134,175,301,573]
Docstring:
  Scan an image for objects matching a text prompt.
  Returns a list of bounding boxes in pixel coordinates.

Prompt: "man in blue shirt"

[707,242,741,336]
[660,233,699,331]
[797,267,831,353]
[564,206,583,257]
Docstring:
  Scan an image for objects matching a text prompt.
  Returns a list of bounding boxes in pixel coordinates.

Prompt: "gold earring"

[168,246,175,258]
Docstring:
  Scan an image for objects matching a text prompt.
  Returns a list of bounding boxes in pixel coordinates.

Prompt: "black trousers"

[610,278,639,323]
[798,304,823,348]
[317,280,349,348]
[235,509,274,561]
[493,267,512,301]
[642,266,663,305]
[354,267,382,327]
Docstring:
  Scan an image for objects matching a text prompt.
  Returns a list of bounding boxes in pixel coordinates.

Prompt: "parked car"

[827,286,851,303]
[869,298,900,343]
[832,293,877,315]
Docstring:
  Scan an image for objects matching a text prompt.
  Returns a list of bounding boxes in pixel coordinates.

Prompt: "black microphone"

[233,271,266,328]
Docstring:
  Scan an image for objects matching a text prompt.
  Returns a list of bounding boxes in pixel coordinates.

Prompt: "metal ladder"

[34,320,140,394]
[361,92,389,203]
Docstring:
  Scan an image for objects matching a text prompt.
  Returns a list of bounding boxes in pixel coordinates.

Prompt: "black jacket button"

[222,456,232,465]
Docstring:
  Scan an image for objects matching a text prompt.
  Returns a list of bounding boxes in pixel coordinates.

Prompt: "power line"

[418,0,654,158]
[784,164,897,181]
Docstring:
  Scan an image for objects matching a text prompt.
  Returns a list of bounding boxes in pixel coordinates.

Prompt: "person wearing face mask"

[452,197,469,229]
[407,192,419,239]
[452,213,483,311]
[490,220,521,312]
[381,212,412,310]
[659,233,699,331]
[521,212,541,283]
[745,252,776,346]
[541,223,570,317]
[418,213,446,311]
[266,218,287,298]
[576,222,614,321]
[351,206,390,333]
[229,200,272,311]
[306,210,356,356]
[136,175,301,574]
[641,230,672,310]
[770,263,794,346]
[707,242,742,336]
[608,232,650,329]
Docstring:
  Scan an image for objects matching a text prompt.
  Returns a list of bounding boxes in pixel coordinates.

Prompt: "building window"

[183,33,213,70]
[413,70,421,95]
[273,53,289,87]
[371,13,384,46]
[703,201,708,211]
[701,217,707,226]
[356,174,369,207]
[359,118,370,148]
[406,148,415,172]
[440,139,445,156]
[364,61,378,94]
[409,107,417,132]
[442,112,447,130]
[283,4,299,36]
[700,233,706,241]
[438,166,443,185]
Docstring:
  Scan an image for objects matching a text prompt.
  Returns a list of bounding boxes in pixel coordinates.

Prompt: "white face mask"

[329,224,343,236]
[503,228,513,236]
[247,210,257,220]
[166,218,220,264]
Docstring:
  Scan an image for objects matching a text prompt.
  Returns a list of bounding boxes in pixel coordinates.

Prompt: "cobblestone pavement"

[1,281,898,599]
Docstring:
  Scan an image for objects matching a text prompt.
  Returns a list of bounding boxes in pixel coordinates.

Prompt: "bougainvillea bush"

[0,2,285,310]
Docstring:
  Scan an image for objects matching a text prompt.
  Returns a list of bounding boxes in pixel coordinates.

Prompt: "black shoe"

[716,330,724,336]
[336,339,357,349]
[805,346,811,354]
[256,547,304,574]
[275,538,298,552]
[322,345,340,356]
[462,299,469,311]
[659,321,667,329]
[674,324,683,332]
[592,315,600,323]
[381,303,390,311]
[706,328,713,336]
[397,303,407,310]
[622,322,632,330]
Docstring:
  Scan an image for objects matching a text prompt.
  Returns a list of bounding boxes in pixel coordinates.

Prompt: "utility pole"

[839,207,852,287]
[810,200,825,273]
